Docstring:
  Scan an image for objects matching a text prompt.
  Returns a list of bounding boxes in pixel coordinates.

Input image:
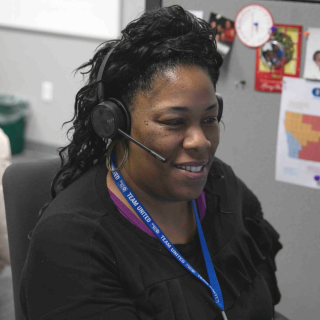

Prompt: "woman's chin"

[169,186,205,202]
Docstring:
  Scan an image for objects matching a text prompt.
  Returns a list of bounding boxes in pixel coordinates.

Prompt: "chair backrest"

[3,158,60,320]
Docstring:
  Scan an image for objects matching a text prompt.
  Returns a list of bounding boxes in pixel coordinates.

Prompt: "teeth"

[177,165,203,172]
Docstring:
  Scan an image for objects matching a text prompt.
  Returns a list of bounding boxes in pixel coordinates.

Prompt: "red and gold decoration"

[254,24,302,93]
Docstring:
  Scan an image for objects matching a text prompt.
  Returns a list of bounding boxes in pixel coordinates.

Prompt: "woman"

[20,6,282,320]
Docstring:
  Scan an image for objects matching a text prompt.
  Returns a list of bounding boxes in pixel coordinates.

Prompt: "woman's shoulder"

[205,157,244,214]
[42,161,110,220]
[207,157,260,212]
[208,157,240,188]
[30,159,135,252]
[206,158,282,305]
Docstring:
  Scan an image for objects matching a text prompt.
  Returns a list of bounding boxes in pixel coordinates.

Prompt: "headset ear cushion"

[91,103,116,139]
[91,99,130,139]
[108,98,131,134]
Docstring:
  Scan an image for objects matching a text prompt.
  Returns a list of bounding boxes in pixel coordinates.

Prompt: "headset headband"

[97,45,117,103]
[95,43,223,123]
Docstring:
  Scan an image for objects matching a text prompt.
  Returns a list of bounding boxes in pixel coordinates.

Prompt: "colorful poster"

[208,12,236,57]
[255,24,302,93]
[276,77,320,189]
[303,28,320,80]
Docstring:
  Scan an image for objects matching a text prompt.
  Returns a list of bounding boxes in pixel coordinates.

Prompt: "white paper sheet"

[276,77,320,189]
[303,28,320,80]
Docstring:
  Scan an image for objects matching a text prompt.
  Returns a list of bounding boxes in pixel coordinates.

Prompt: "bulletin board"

[162,1,320,319]
[0,0,121,40]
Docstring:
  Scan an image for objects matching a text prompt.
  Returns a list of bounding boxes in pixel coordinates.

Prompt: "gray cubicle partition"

[163,1,320,319]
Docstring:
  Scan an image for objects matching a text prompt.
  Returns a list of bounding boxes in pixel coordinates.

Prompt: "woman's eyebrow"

[167,103,218,112]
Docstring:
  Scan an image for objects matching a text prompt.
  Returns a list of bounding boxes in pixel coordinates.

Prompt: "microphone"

[118,129,167,163]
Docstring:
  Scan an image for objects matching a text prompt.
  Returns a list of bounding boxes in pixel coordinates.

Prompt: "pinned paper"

[276,77,320,189]
[303,28,320,80]
[208,12,236,57]
[255,24,302,92]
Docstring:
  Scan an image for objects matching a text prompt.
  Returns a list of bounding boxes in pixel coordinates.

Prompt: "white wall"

[0,0,145,148]
[122,0,145,28]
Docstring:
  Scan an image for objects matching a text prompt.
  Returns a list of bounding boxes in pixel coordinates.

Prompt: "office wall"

[0,0,145,149]
[163,1,320,319]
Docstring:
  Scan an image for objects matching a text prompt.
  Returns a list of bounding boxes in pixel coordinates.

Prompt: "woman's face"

[122,65,220,202]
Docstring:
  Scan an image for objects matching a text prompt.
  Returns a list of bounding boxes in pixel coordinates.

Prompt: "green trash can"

[0,94,29,154]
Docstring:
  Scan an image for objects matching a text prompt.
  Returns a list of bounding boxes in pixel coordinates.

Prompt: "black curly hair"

[39,5,223,219]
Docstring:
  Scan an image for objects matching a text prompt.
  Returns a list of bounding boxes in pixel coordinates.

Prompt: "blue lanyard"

[111,161,227,320]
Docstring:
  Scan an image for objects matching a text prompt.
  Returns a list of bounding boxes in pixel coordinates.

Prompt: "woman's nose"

[183,126,212,151]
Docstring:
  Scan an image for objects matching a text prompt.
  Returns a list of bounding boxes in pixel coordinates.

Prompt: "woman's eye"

[203,117,218,124]
[165,120,184,125]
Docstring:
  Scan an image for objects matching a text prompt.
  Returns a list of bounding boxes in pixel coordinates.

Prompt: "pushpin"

[314,175,320,186]
[271,25,277,33]
[304,30,310,37]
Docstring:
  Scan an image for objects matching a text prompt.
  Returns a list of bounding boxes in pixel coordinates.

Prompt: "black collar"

[204,158,235,214]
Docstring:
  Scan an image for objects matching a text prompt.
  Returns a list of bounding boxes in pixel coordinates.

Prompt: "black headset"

[91,46,223,163]
[91,47,130,141]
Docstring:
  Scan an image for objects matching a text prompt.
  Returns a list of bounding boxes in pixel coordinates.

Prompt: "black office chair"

[2,157,289,320]
[3,157,60,320]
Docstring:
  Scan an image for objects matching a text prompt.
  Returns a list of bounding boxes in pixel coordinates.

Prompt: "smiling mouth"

[175,165,204,173]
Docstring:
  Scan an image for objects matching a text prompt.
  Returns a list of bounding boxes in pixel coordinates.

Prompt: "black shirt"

[20,158,282,320]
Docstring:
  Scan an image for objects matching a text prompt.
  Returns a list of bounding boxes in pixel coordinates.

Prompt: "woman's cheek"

[145,126,180,154]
